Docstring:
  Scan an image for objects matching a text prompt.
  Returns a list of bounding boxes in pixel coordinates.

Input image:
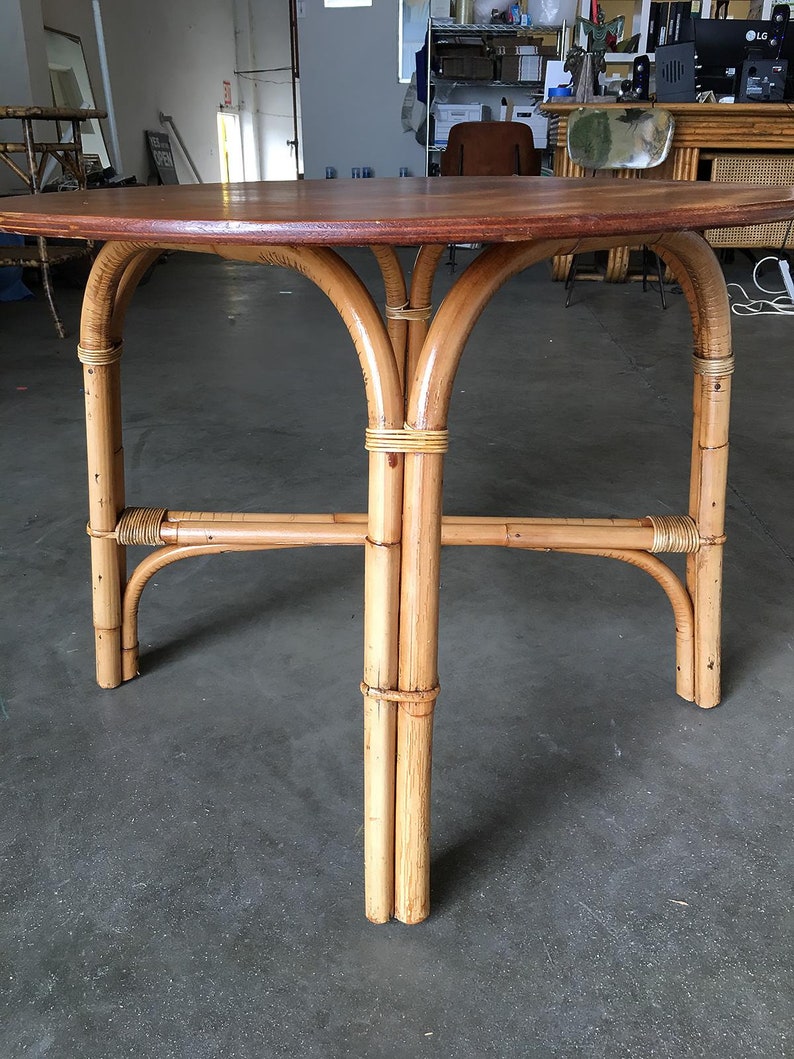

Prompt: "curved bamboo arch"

[370,245,409,387]
[651,230,731,359]
[83,240,407,429]
[80,240,160,349]
[406,230,729,429]
[406,245,446,386]
[561,547,694,701]
[168,242,405,429]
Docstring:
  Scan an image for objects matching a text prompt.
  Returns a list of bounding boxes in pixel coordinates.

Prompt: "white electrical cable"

[727,255,794,317]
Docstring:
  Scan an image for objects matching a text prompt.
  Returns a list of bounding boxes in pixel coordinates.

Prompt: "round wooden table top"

[1,177,793,246]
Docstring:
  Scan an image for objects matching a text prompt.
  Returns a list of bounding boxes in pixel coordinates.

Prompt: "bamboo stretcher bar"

[111,509,702,554]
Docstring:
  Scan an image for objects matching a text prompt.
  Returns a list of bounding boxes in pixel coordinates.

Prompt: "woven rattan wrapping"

[365,426,449,453]
[385,302,433,321]
[705,156,794,248]
[692,354,735,377]
[77,342,123,365]
[117,507,167,546]
[360,681,440,702]
[647,514,700,553]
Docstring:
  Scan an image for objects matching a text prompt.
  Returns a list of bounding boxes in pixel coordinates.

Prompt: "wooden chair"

[564,106,675,308]
[440,120,542,178]
[440,121,542,268]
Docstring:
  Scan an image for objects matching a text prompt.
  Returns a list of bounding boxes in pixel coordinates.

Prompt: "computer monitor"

[678,18,794,98]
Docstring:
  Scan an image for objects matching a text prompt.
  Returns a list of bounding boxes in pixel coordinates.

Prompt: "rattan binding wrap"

[365,426,449,453]
[360,681,440,702]
[385,302,433,321]
[692,354,734,377]
[117,507,168,546]
[77,342,123,365]
[646,514,700,554]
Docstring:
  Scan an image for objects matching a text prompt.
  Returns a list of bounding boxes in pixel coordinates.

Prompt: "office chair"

[440,120,542,268]
[563,106,675,308]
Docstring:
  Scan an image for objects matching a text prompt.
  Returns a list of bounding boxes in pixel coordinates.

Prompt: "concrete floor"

[1,247,791,1058]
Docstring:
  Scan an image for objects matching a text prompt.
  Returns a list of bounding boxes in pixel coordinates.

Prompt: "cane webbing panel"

[705,156,794,248]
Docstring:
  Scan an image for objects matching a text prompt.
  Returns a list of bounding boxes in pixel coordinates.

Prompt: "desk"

[542,102,794,280]
[0,106,107,336]
[1,177,793,924]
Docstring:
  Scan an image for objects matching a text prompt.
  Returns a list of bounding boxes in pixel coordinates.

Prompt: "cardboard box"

[497,54,543,81]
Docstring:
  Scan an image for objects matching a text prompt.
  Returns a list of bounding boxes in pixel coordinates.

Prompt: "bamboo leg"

[686,377,703,618]
[114,242,405,918]
[363,444,404,922]
[394,450,444,924]
[654,231,734,709]
[80,243,161,688]
[82,356,125,687]
[689,368,731,708]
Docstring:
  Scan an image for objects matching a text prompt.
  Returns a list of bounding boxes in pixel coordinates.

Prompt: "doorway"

[217,110,244,182]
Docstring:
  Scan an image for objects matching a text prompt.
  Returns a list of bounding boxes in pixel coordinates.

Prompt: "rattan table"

[2,177,793,924]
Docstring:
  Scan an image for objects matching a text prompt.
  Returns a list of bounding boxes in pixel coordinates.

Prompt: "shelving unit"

[425,19,569,174]
[0,105,106,337]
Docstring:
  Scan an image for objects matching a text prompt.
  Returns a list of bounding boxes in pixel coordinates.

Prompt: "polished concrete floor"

[1,248,791,1058]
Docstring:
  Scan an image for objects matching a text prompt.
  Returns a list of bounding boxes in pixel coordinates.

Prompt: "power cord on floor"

[727,255,794,316]
[727,219,794,317]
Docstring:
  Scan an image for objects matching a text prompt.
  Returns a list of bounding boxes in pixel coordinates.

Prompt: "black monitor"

[678,18,793,97]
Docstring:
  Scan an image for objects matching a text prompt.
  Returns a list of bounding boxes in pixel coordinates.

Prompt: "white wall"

[297,0,425,179]
[240,0,297,179]
[41,0,240,184]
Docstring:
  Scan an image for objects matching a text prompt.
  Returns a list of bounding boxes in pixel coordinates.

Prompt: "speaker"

[632,54,651,99]
[769,4,789,59]
[737,57,788,101]
[655,42,697,102]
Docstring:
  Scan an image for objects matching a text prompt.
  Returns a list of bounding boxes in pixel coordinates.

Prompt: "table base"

[77,230,733,924]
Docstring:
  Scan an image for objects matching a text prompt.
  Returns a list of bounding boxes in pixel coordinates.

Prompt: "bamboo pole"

[369,245,409,389]
[406,245,445,393]
[151,511,685,552]
[653,231,733,709]
[80,241,152,688]
[394,448,444,924]
[391,230,728,920]
[187,242,406,921]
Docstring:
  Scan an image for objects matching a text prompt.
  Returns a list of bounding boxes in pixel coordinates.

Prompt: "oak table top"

[1,176,794,246]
